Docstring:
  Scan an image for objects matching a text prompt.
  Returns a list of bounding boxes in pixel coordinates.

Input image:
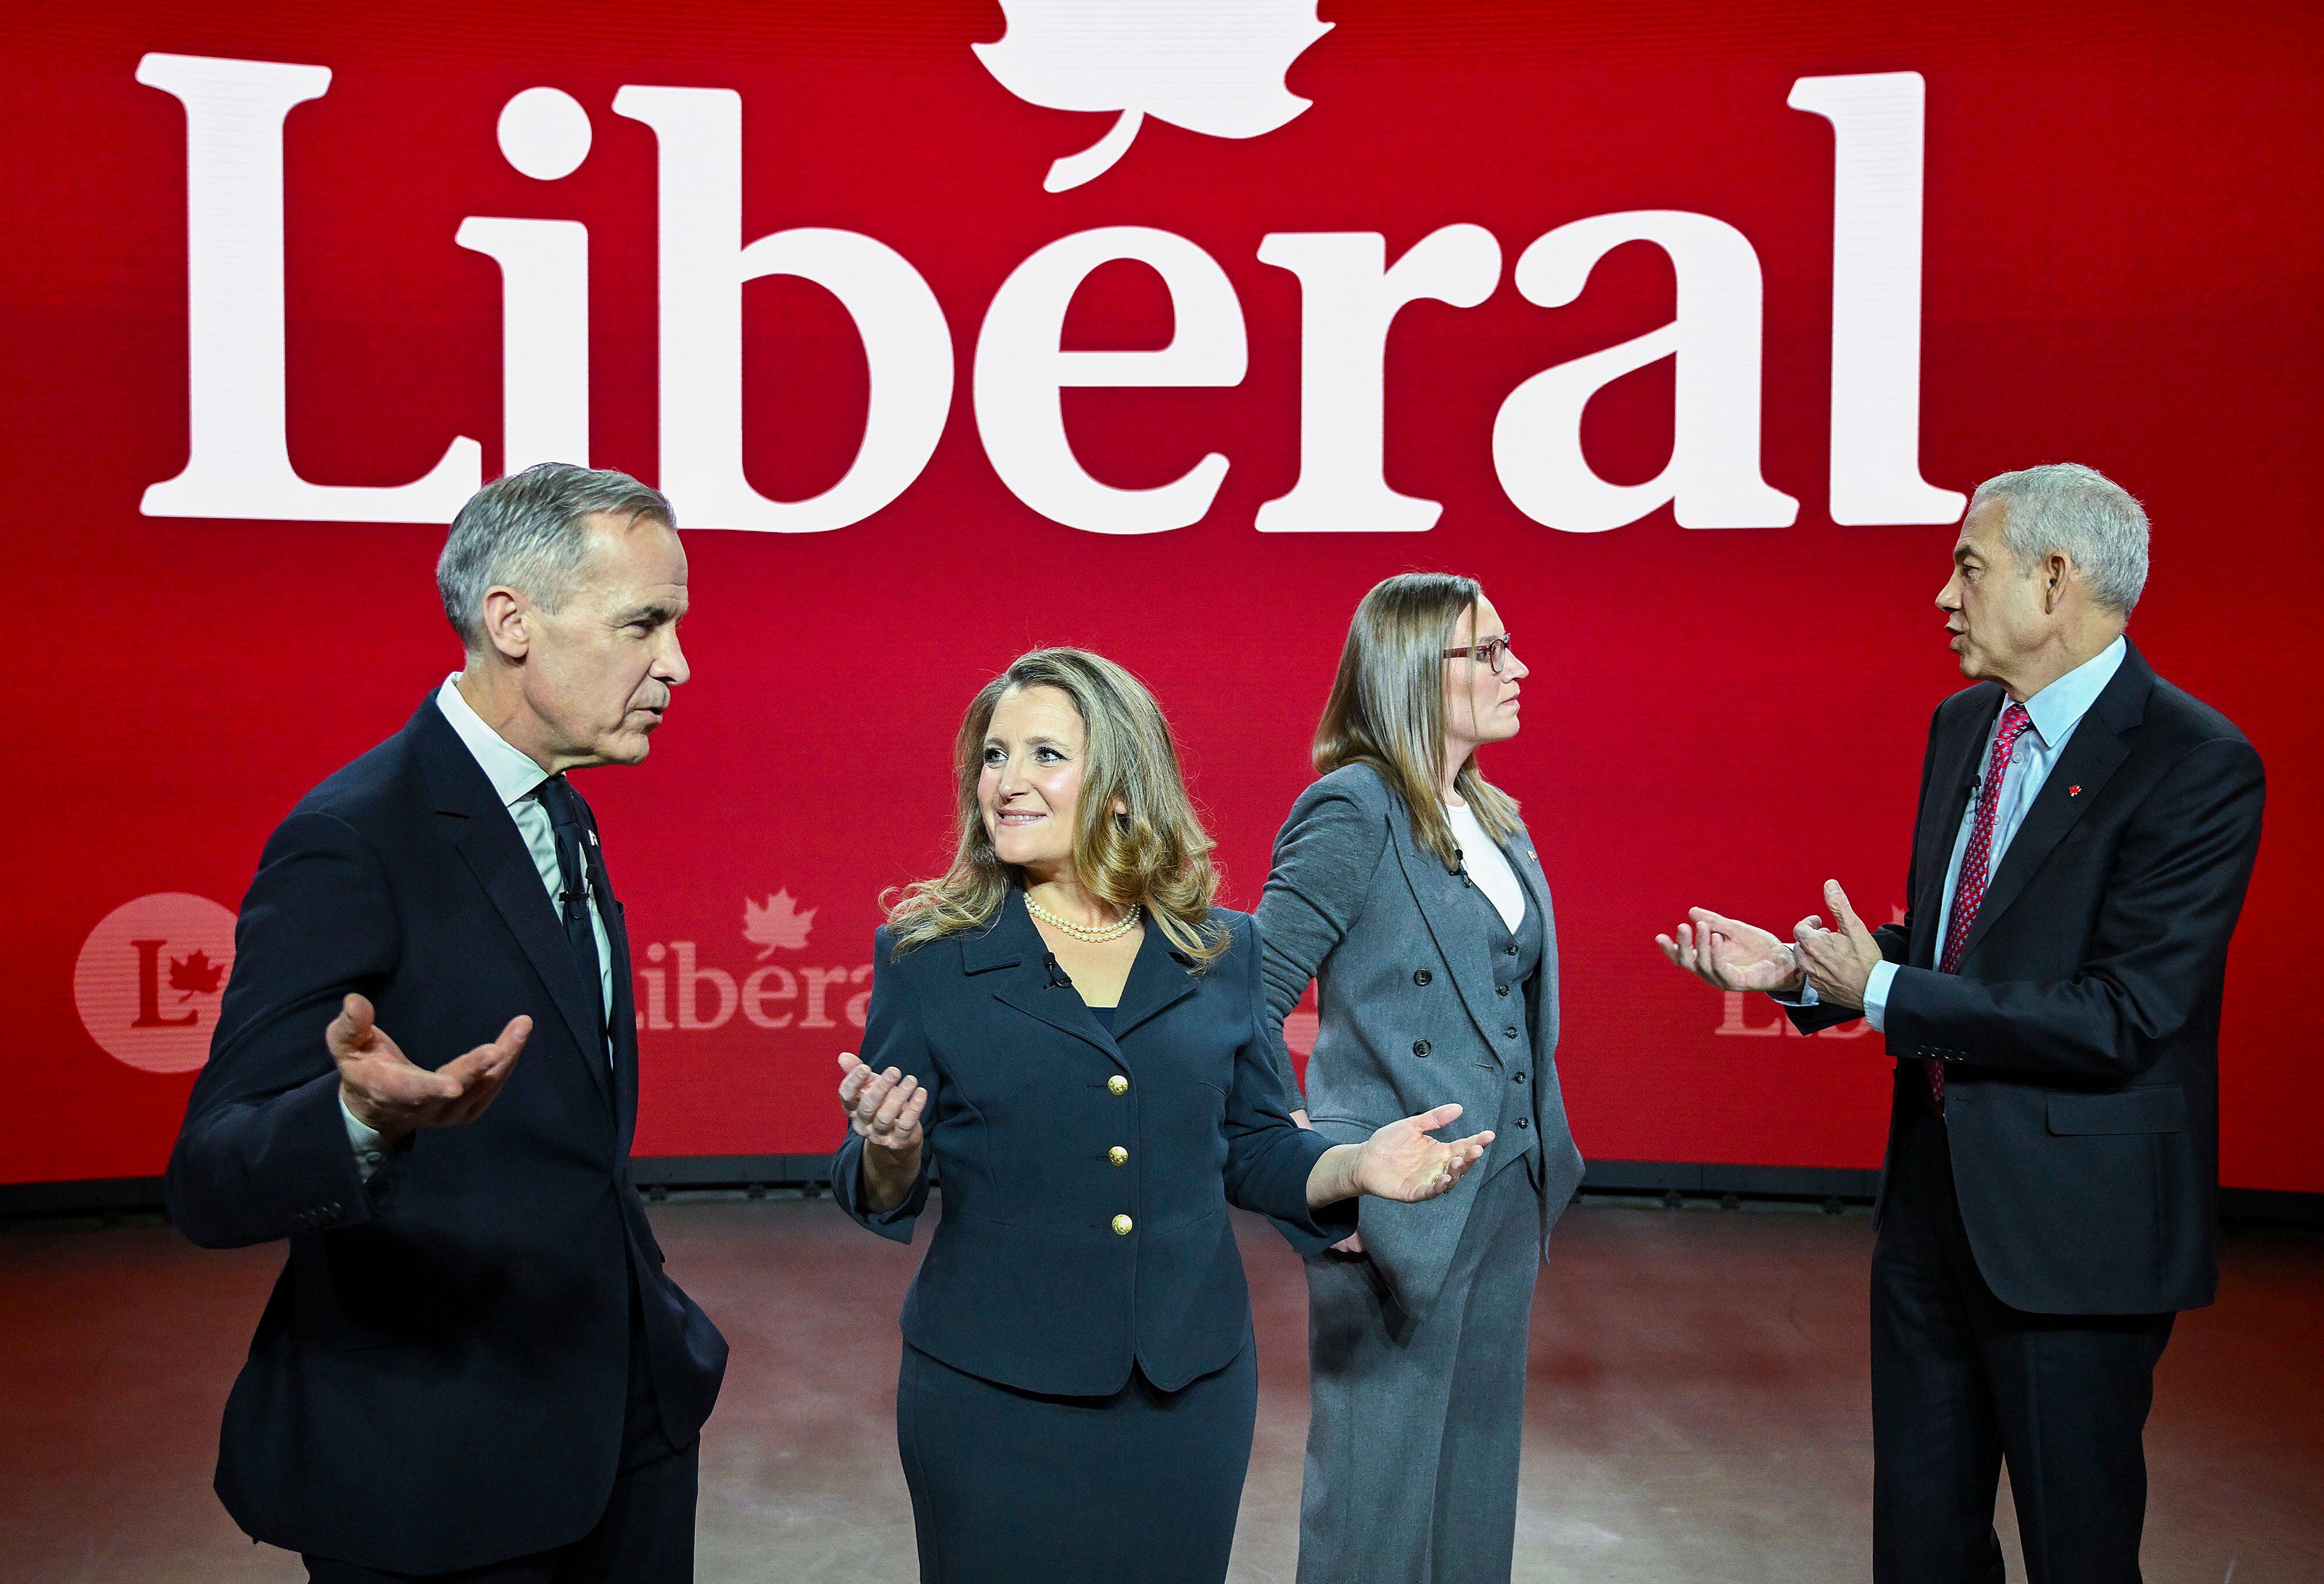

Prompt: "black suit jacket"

[166,697,727,1575]
[832,898,1351,1396]
[1791,642,2265,1314]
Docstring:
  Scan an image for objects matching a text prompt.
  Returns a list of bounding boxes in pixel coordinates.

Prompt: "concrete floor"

[2,1197,2317,1583]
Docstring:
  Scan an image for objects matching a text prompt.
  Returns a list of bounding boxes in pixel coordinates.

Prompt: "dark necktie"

[536,774,605,1033]
[1927,701,2033,1106]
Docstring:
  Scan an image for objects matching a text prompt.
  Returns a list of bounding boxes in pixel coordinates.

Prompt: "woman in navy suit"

[831,647,1492,1584]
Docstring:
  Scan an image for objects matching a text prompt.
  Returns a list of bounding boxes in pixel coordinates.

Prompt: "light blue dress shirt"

[344,677,616,1176]
[1796,636,2126,1031]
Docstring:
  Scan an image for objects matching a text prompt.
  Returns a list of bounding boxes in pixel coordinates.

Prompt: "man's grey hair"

[1968,463,2149,615]
[437,464,676,650]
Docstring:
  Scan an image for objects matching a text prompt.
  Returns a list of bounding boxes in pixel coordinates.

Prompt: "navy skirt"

[896,1341,1260,1584]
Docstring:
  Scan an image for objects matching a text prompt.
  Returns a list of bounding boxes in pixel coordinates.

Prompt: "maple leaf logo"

[168,948,225,999]
[974,0,1333,192]
[743,891,816,957]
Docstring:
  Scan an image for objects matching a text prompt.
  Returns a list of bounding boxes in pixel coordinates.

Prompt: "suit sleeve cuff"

[341,1092,390,1182]
[1862,961,1898,1033]
[281,1070,376,1234]
[830,1136,928,1242]
[1260,1129,1358,1256]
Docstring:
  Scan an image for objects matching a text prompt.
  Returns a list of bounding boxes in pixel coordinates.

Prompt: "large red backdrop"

[7,2,2318,1189]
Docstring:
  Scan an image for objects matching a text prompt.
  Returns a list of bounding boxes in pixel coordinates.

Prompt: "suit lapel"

[1913,692,1999,967]
[605,894,637,1142]
[991,959,1114,1056]
[1388,818,1502,1053]
[977,891,1196,1053]
[577,792,638,1139]
[1507,830,1555,946]
[1504,829,1559,1051]
[1953,648,2150,967]
[411,700,614,1109]
[1110,926,1198,1041]
[977,895,1118,1059]
[453,819,616,1108]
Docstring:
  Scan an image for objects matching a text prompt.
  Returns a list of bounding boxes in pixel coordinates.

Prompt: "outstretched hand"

[329,993,530,1143]
[1331,1104,1493,1205]
[1656,908,1803,994]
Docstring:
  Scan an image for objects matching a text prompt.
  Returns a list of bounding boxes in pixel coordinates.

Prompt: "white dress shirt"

[1793,636,2128,1030]
[345,677,616,1176]
[1447,800,1527,932]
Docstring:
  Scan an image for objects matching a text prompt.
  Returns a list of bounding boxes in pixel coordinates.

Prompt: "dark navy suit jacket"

[1789,642,2265,1314]
[833,897,1351,1396]
[165,697,727,1575]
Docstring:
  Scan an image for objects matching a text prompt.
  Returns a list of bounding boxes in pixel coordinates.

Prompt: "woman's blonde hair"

[887,648,1227,966]
[1313,572,1522,870]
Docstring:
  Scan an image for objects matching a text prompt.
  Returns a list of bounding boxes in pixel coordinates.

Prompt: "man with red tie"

[1658,464,2266,1584]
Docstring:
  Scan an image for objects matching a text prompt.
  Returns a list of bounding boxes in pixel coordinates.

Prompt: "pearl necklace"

[1024,892,1143,942]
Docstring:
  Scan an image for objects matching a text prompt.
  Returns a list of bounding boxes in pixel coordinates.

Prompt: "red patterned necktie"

[1927,701,2033,1106]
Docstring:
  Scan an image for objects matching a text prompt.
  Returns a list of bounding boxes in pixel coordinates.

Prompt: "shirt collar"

[435,673,552,810]
[2019,635,2127,750]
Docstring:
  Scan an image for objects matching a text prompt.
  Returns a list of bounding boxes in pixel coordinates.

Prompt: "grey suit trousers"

[1297,1156,1544,1584]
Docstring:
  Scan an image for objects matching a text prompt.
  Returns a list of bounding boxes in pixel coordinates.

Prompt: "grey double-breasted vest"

[1477,875,1545,1181]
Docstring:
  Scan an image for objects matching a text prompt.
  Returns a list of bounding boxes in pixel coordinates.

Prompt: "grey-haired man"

[1662,464,2265,1584]
[168,464,727,1582]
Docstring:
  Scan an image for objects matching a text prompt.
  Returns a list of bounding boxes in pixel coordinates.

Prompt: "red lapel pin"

[2068,784,2081,796]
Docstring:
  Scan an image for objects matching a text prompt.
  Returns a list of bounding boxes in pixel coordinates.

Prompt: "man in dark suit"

[167,463,727,1582]
[1659,463,2265,1584]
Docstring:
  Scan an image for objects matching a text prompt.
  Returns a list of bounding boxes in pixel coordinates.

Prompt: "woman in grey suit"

[1257,573,1587,1583]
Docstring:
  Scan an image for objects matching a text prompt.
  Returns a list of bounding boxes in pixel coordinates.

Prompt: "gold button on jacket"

[1107,1146,1129,1166]
[1111,1214,1134,1235]
[1107,1074,1129,1095]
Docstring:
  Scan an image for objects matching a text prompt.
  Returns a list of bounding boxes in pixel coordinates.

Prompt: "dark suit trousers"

[1873,1105,2174,1584]
[304,1283,698,1584]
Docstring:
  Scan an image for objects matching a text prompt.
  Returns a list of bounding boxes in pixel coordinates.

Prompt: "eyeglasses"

[1441,632,1516,675]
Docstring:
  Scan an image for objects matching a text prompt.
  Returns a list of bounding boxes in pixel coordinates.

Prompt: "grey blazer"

[1256,763,1585,1314]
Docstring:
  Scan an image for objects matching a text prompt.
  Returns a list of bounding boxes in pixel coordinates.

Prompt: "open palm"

[1353,1105,1493,1203]
[1656,908,1799,993]
[328,993,529,1139]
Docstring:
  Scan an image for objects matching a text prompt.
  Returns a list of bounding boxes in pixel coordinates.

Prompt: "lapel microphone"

[1043,952,1074,990]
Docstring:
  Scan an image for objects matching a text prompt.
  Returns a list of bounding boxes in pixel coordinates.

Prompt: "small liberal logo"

[743,889,816,956]
[73,893,238,1073]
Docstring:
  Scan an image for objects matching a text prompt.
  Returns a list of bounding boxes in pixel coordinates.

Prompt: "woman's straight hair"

[1313,572,1522,870]
[887,648,1228,966]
